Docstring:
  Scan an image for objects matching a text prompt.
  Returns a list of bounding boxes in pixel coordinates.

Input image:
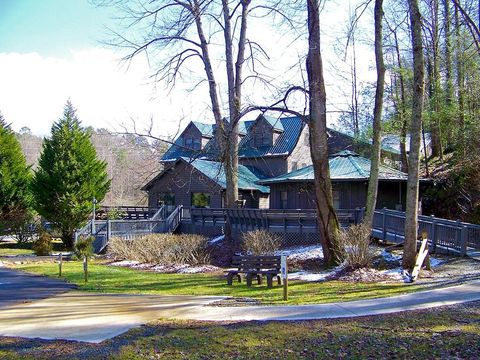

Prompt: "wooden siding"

[146,161,223,208]
[268,181,407,211]
[248,116,274,147]
[146,161,268,209]
[239,156,288,177]
[287,125,312,172]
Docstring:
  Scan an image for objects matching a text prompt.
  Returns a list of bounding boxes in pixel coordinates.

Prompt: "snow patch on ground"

[208,235,225,245]
[109,260,220,274]
[429,256,443,267]
[110,260,140,267]
[275,245,324,261]
[289,266,342,282]
[379,250,402,262]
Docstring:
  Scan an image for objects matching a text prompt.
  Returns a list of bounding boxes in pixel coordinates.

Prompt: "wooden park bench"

[226,255,282,288]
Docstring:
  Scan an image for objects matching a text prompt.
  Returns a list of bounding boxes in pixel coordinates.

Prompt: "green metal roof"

[238,116,303,158]
[192,121,214,137]
[258,152,408,184]
[263,115,284,131]
[183,158,270,193]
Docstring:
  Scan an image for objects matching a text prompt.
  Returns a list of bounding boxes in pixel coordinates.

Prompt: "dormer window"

[252,132,272,147]
[184,137,201,150]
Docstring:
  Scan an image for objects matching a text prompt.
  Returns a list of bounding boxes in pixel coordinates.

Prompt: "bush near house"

[108,234,210,266]
[242,230,282,255]
[337,224,376,269]
[32,231,53,256]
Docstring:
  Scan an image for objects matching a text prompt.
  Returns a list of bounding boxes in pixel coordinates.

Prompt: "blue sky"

[0,0,375,137]
[0,0,113,57]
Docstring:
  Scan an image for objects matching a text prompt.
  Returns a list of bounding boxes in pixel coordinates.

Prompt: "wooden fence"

[98,206,159,220]
[189,208,365,233]
[372,208,480,255]
[189,207,480,255]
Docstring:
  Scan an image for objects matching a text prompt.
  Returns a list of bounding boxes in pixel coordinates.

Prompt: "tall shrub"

[0,113,32,234]
[32,101,110,249]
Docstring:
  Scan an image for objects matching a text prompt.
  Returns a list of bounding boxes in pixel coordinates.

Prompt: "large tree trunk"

[306,0,341,265]
[364,0,385,226]
[403,0,425,270]
[221,0,249,240]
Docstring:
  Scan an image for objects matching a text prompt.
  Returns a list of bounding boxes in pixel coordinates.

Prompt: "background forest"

[15,127,165,206]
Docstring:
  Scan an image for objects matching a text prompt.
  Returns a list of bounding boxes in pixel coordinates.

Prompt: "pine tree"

[0,113,32,234]
[32,101,111,249]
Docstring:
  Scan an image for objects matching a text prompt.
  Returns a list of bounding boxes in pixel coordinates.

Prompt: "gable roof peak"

[259,114,284,132]
[333,150,359,157]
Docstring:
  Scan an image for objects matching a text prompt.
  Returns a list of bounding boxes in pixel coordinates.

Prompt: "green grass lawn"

[0,241,34,256]
[0,240,64,257]
[114,303,480,360]
[0,301,478,359]
[12,260,421,305]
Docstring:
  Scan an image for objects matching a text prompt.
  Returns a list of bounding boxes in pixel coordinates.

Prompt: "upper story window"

[253,129,272,147]
[184,137,201,150]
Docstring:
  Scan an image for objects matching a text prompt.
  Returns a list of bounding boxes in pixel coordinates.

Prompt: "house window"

[184,137,201,150]
[304,133,309,146]
[193,138,201,150]
[262,135,271,146]
[158,192,175,206]
[191,192,211,208]
[280,191,288,209]
[291,161,298,171]
[332,190,340,209]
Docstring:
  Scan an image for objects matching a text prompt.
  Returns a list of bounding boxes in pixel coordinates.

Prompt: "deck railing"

[98,206,159,220]
[74,205,183,253]
[190,208,365,233]
[372,208,480,254]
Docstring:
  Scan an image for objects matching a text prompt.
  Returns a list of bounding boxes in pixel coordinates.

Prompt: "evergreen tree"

[32,101,110,249]
[0,113,32,234]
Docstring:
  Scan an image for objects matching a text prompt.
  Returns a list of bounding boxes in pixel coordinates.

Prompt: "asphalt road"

[0,267,76,308]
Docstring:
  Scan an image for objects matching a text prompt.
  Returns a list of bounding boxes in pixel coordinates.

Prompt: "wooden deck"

[189,208,365,232]
[188,207,480,256]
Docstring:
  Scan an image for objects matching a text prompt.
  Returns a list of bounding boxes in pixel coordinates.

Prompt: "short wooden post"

[281,255,288,301]
[58,253,62,277]
[83,256,88,283]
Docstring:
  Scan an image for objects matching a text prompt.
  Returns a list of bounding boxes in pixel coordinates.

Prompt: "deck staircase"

[74,205,183,253]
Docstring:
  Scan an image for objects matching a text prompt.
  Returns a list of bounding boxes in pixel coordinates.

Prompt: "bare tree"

[364,0,386,226]
[306,0,341,265]
[403,0,425,270]
[101,0,274,213]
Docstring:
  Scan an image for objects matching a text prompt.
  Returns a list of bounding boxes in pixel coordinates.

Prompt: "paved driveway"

[0,267,76,308]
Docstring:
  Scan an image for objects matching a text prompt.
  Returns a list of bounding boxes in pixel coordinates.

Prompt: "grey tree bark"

[403,0,425,270]
[306,0,341,265]
[364,0,386,227]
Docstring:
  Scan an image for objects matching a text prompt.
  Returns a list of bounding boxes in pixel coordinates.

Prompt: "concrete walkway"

[0,292,224,343]
[0,265,479,343]
[173,279,480,322]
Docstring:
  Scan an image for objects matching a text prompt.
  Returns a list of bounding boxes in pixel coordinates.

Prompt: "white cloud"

[0,2,378,139]
[0,49,204,137]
